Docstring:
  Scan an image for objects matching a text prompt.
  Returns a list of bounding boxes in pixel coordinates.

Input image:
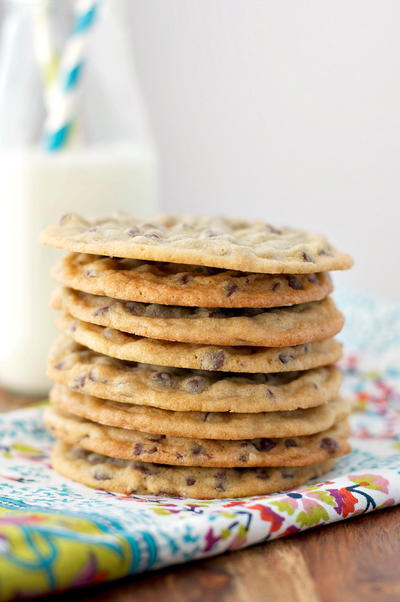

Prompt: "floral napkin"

[0,288,399,600]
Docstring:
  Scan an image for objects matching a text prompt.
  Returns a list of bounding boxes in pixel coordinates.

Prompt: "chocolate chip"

[281,471,295,479]
[266,388,275,398]
[147,447,158,455]
[144,232,161,241]
[284,438,298,448]
[86,453,104,465]
[176,452,184,460]
[93,469,112,480]
[125,301,141,315]
[252,438,277,452]
[150,371,175,388]
[192,444,203,456]
[68,322,77,334]
[278,353,292,364]
[54,361,65,370]
[201,350,225,371]
[318,249,332,256]
[205,230,220,238]
[70,375,86,390]
[70,447,86,460]
[303,344,309,353]
[133,463,154,475]
[215,470,226,491]
[85,269,97,278]
[179,274,190,285]
[215,470,226,481]
[225,283,238,297]
[266,225,282,234]
[272,282,281,292]
[93,306,110,316]
[320,437,339,454]
[302,252,313,262]
[87,226,98,232]
[134,444,143,456]
[182,376,208,394]
[239,453,249,462]
[202,413,210,422]
[186,477,196,486]
[256,468,270,480]
[308,274,319,284]
[286,275,304,290]
[127,226,140,237]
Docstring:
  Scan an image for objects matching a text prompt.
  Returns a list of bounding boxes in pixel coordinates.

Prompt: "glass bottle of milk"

[0,0,158,394]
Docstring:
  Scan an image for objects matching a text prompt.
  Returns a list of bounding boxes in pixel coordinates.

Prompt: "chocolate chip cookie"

[53,441,340,498]
[41,213,353,274]
[52,253,334,308]
[56,313,343,373]
[46,405,350,468]
[48,336,342,412]
[50,385,350,440]
[52,287,344,346]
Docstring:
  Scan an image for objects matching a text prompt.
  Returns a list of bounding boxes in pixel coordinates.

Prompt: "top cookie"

[41,213,353,274]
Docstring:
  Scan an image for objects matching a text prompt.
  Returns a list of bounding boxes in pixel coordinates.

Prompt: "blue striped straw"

[44,0,102,152]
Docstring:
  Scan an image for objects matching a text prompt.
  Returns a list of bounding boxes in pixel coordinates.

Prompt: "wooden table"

[2,390,399,602]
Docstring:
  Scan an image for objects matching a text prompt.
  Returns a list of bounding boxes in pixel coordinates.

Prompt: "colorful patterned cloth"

[0,288,399,600]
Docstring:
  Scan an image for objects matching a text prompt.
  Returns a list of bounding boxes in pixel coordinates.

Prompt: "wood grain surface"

[2,388,399,602]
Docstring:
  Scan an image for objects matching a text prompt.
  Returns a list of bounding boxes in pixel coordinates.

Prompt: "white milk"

[0,144,157,394]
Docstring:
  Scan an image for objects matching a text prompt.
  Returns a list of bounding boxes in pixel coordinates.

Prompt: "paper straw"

[44,0,102,152]
[33,0,59,111]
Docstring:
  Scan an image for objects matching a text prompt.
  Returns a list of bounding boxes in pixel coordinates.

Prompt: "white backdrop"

[128,1,400,299]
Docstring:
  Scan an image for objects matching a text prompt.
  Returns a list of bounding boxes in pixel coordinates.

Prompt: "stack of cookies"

[41,214,353,499]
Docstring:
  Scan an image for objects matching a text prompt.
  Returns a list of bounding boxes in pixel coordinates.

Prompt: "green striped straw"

[44,0,103,152]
